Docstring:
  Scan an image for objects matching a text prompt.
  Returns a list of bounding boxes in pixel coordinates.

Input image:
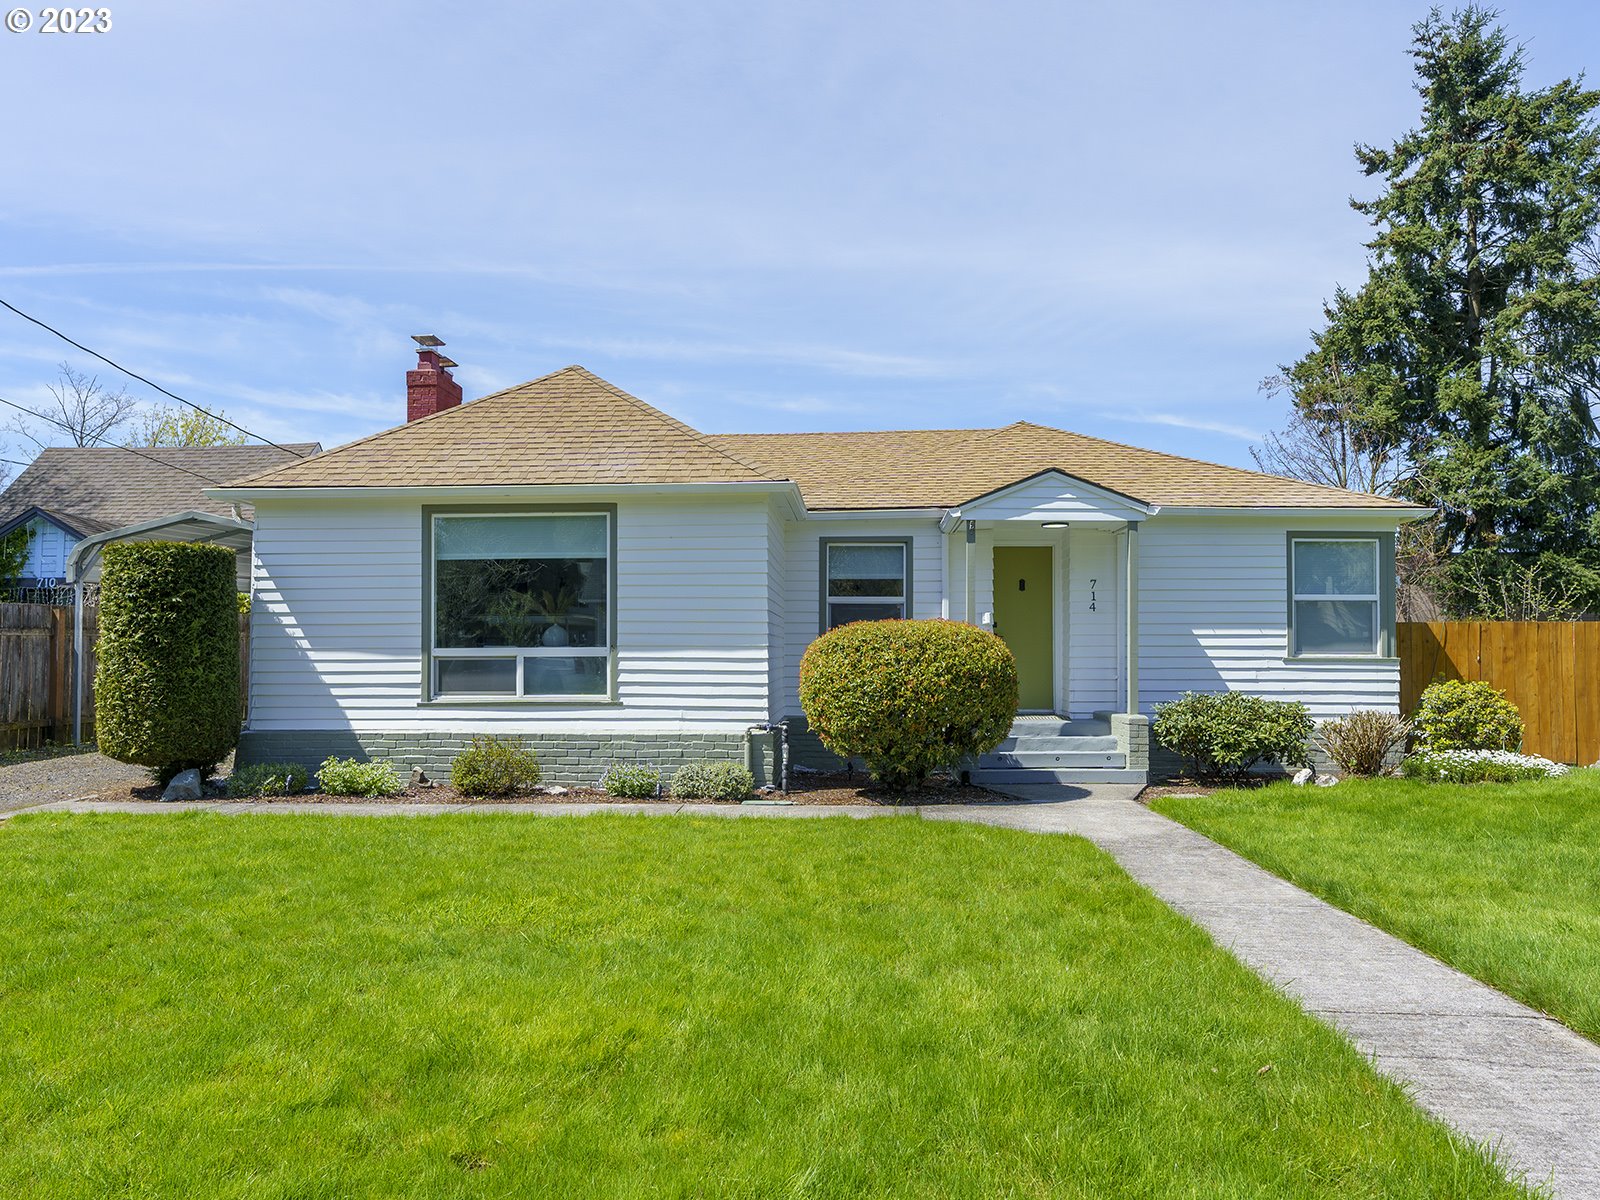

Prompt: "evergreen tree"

[1284,6,1600,611]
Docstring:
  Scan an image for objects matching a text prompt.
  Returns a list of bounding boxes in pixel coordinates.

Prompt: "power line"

[0,393,228,486]
[0,297,310,458]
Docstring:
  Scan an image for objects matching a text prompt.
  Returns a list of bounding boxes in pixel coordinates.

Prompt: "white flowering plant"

[1402,748,1569,784]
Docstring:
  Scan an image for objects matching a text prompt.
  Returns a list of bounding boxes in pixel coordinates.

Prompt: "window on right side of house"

[1291,538,1380,656]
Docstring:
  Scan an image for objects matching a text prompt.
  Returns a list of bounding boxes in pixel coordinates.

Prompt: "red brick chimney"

[407,335,464,422]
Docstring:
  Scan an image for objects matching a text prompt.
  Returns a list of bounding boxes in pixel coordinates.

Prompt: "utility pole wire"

[0,297,310,458]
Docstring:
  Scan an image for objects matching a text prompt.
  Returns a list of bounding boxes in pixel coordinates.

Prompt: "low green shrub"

[450,735,542,797]
[671,760,754,800]
[601,764,660,799]
[1402,749,1566,783]
[95,541,240,784]
[799,618,1018,790]
[1152,691,1313,781]
[1315,710,1411,777]
[317,756,403,797]
[226,761,310,797]
[1413,679,1523,751]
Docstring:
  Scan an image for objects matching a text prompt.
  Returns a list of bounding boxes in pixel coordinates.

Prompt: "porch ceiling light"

[1040,522,1070,529]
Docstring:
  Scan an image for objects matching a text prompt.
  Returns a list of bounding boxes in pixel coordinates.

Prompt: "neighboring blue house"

[0,444,321,590]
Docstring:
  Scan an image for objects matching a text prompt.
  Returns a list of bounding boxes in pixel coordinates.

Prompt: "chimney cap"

[411,333,446,349]
[437,356,458,369]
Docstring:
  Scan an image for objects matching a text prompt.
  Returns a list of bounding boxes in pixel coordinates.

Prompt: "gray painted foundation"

[239,729,780,789]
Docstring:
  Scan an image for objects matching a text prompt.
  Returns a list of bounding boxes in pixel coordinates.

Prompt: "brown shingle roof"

[0,443,322,530]
[234,366,780,489]
[710,422,1414,510]
[227,365,1410,511]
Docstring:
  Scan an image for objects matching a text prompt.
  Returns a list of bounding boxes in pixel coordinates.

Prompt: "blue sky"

[3,0,1598,472]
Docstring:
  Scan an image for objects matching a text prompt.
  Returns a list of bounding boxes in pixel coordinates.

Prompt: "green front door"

[992,546,1054,711]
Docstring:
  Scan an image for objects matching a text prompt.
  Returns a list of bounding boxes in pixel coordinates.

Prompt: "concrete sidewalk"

[9,787,1597,1195]
[950,787,1600,1200]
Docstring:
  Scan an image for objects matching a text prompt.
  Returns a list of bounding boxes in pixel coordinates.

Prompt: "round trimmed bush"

[799,618,1018,791]
[450,735,542,797]
[1152,691,1313,781]
[95,541,240,783]
[1413,679,1523,751]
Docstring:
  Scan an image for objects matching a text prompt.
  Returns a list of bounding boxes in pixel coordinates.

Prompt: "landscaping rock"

[542,785,569,796]
[161,769,203,802]
[409,766,432,788]
[1291,768,1314,786]
[1314,773,1339,787]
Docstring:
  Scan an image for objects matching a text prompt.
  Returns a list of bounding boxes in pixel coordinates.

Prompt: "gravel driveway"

[0,753,147,814]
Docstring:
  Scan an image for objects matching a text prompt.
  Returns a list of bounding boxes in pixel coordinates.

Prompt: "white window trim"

[823,540,909,630]
[430,510,614,701]
[1290,536,1381,658]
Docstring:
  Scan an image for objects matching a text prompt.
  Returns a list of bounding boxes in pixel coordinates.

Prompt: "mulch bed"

[1139,776,1281,804]
[85,771,998,808]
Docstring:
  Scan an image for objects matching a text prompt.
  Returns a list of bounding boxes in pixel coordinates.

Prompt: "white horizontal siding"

[1136,515,1401,721]
[779,516,944,714]
[248,495,774,733]
[961,472,1146,523]
[1068,527,1120,714]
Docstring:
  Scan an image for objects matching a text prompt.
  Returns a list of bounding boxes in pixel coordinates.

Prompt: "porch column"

[1123,522,1139,714]
[964,519,976,624]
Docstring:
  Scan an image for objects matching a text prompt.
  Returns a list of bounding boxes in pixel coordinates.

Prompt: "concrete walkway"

[8,787,1598,1195]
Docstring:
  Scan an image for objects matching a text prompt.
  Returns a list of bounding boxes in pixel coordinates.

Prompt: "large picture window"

[431,512,611,699]
[823,540,908,630]
[1291,537,1380,656]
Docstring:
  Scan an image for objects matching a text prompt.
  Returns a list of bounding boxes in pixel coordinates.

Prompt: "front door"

[992,546,1054,711]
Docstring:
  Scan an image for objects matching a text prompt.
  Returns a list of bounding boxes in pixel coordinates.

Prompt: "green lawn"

[0,813,1531,1199]
[1154,771,1600,1045]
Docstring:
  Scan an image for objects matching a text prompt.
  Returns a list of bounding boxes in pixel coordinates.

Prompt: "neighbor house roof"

[225,364,1411,511]
[710,423,1414,510]
[0,443,323,537]
[232,366,779,490]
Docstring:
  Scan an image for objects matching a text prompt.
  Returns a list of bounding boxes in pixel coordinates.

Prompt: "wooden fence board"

[1399,620,1600,764]
[1,603,244,752]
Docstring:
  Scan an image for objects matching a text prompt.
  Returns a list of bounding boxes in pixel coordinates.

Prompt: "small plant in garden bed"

[450,735,542,798]
[317,756,403,797]
[670,760,754,801]
[1316,710,1411,777]
[1412,679,1523,751]
[601,763,660,799]
[1152,692,1312,781]
[226,762,310,798]
[1402,749,1568,784]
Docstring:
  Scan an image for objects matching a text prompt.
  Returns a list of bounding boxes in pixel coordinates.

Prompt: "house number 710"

[1087,579,1097,612]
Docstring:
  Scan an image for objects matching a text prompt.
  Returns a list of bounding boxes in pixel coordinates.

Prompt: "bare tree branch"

[5,362,140,451]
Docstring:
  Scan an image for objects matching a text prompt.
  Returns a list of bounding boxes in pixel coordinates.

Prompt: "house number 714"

[1088,579,1097,612]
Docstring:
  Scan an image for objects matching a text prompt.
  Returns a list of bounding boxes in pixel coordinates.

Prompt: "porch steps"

[969,717,1145,787]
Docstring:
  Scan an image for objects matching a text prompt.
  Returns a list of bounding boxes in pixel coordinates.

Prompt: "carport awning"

[65,510,254,583]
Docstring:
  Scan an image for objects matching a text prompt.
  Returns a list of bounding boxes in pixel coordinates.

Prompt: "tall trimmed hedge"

[799,618,1018,790]
[96,541,240,781]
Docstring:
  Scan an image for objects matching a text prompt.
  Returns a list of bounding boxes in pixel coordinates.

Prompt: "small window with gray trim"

[1289,536,1382,656]
[822,540,909,631]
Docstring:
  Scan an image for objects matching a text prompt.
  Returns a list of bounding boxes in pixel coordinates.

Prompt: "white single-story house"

[213,350,1427,786]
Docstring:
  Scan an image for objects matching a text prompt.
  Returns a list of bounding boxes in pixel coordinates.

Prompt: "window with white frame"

[431,512,611,699]
[1290,537,1380,656]
[823,541,908,630]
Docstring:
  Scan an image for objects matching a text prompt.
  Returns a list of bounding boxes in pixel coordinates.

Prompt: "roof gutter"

[206,480,806,511]
[1156,505,1435,519]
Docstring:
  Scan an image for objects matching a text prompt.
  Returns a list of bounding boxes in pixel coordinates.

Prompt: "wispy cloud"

[1106,411,1266,443]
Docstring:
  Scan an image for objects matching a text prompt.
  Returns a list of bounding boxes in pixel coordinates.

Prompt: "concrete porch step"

[978,750,1127,769]
[1009,717,1113,739]
[970,767,1149,785]
[996,735,1120,753]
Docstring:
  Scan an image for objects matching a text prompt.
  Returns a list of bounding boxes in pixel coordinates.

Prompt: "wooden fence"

[0,604,247,753]
[1398,621,1600,765]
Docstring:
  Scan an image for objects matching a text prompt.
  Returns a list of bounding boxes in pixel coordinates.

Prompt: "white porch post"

[963,519,976,624]
[1123,521,1139,714]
